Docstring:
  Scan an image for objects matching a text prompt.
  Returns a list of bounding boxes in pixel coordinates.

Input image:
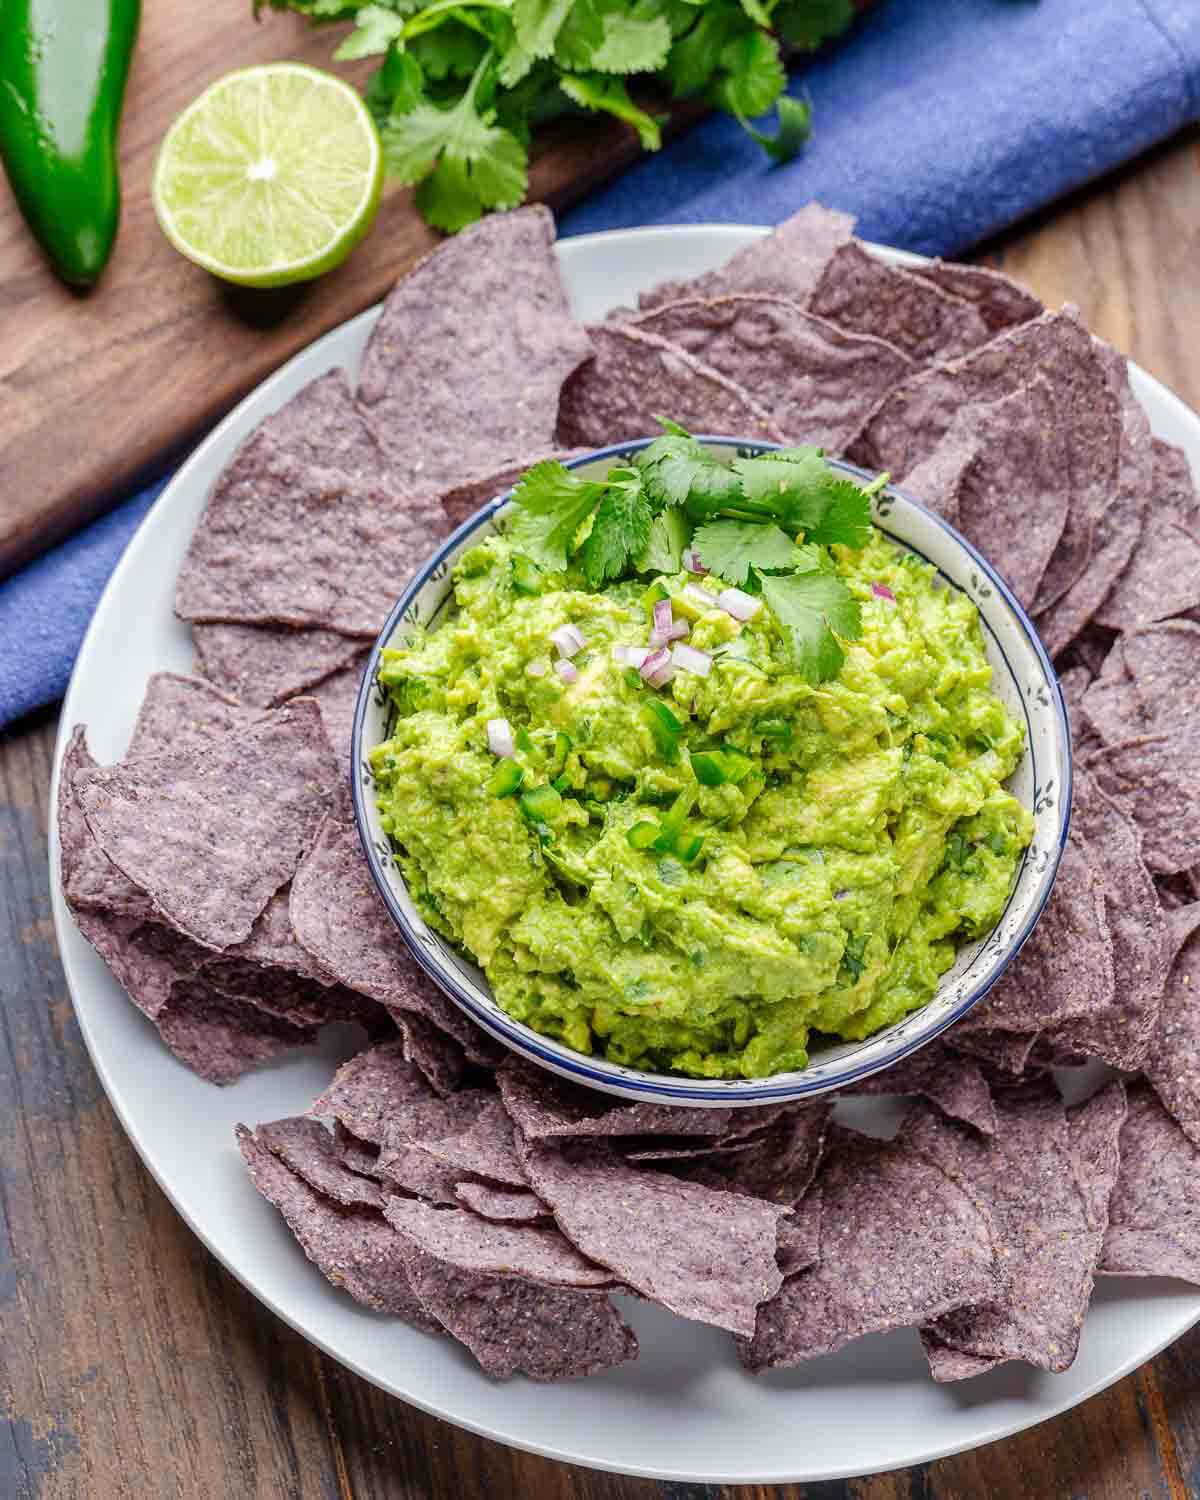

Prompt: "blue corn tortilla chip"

[1041,769,1169,1069]
[900,378,1071,611]
[376,1087,498,1204]
[1096,437,1200,631]
[334,1122,385,1180]
[671,1105,830,1206]
[193,621,369,707]
[59,726,156,919]
[157,980,317,1084]
[357,208,591,502]
[963,827,1114,1036]
[945,1027,1039,1077]
[840,1043,996,1136]
[417,1093,527,1187]
[908,259,1043,335]
[124,672,254,759]
[1034,341,1154,658]
[556,324,786,450]
[256,1117,385,1209]
[76,699,339,950]
[1086,734,1200,876]
[290,814,503,1066]
[1100,1082,1200,1284]
[630,295,913,456]
[808,242,990,364]
[775,1187,822,1278]
[237,1125,439,1330]
[201,958,382,1031]
[497,1056,733,1140]
[306,652,371,777]
[402,1249,637,1381]
[520,1137,785,1336]
[852,311,1117,506]
[454,1182,549,1224]
[394,1010,466,1096]
[175,371,449,637]
[224,885,336,987]
[910,1080,1126,1378]
[739,1125,999,1370]
[384,1197,617,1288]
[633,202,855,315]
[1081,621,1200,745]
[310,1041,435,1146]
[1141,903,1200,1148]
[72,907,209,1020]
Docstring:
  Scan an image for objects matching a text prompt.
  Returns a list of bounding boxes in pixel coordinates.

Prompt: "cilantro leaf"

[636,506,690,574]
[382,53,528,228]
[803,476,874,549]
[497,35,535,85]
[580,471,654,586]
[759,570,862,683]
[665,2,748,96]
[691,520,801,585]
[637,432,742,510]
[509,461,604,568]
[587,10,672,72]
[334,5,408,59]
[774,0,853,50]
[738,93,812,163]
[558,73,662,149]
[733,450,872,548]
[712,30,785,118]
[736,0,771,27]
[514,0,574,58]
[408,20,489,80]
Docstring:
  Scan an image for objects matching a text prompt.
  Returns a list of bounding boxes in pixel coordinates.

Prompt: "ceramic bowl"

[350,437,1071,1107]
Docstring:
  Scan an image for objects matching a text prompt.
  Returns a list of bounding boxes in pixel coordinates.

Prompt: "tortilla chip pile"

[61,204,1200,1383]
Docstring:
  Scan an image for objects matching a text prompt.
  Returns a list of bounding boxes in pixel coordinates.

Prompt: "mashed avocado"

[372,456,1033,1080]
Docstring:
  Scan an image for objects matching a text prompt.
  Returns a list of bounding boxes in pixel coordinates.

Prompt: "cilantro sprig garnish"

[258,0,859,232]
[507,421,887,682]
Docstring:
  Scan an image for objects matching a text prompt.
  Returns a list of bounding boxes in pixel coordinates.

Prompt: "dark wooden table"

[5,125,1200,1500]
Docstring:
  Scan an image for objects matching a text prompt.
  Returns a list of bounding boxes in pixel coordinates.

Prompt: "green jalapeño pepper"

[0,0,141,287]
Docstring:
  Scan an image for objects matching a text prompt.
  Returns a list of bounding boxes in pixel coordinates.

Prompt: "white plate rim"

[47,222,1200,1485]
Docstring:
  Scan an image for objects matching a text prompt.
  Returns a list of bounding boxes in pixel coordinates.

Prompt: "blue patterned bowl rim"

[350,438,1071,1106]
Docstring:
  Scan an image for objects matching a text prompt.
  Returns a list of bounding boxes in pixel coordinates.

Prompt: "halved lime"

[153,63,384,288]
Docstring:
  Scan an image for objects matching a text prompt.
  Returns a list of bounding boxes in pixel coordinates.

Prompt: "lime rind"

[153,63,384,288]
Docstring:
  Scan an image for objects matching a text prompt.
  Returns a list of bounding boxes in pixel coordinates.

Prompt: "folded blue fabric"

[2,0,1197,732]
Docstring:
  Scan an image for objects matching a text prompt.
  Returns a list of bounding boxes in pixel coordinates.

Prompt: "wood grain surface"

[0,1,699,581]
[5,122,1200,1500]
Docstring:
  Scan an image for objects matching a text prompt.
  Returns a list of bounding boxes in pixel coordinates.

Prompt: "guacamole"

[372,453,1033,1079]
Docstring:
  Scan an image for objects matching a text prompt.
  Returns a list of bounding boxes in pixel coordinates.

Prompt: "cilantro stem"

[402,0,512,41]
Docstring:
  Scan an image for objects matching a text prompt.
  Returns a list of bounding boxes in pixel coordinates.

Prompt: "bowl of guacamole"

[351,431,1071,1104]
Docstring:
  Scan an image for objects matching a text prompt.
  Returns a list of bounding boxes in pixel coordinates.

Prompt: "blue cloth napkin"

[3,0,1197,732]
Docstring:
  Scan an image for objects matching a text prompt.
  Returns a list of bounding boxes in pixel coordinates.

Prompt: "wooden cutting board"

[0,3,698,579]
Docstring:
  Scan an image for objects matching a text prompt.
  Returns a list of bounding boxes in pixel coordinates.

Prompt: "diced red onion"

[487,718,515,758]
[717,587,761,622]
[684,549,706,574]
[526,657,550,678]
[653,598,674,636]
[612,644,651,670]
[646,662,677,688]
[671,642,712,677]
[551,622,586,658]
[666,618,690,641]
[639,646,671,681]
[555,659,579,684]
[835,889,849,900]
[871,582,897,602]
[683,583,716,612]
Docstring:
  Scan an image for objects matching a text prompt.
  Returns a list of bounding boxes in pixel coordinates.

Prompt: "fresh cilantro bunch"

[507,422,887,682]
[257,0,857,231]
